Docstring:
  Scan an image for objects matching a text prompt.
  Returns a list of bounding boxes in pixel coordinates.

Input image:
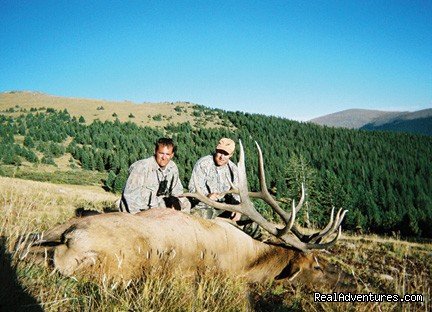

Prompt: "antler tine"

[227,180,239,194]
[286,200,296,232]
[306,207,336,243]
[294,184,305,214]
[310,210,340,243]
[296,208,348,245]
[307,226,343,249]
[318,209,348,241]
[237,140,253,206]
[250,141,297,236]
[328,209,348,237]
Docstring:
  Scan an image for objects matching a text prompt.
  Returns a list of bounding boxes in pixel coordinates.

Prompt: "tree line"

[0,107,431,238]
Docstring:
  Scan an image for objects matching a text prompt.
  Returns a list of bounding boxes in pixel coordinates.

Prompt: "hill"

[361,108,432,136]
[309,109,404,129]
[310,108,432,136]
[0,91,232,129]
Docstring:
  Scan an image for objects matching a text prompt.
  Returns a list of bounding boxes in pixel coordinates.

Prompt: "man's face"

[214,149,231,167]
[155,145,174,168]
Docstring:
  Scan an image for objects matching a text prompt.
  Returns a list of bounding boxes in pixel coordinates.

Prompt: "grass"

[0,176,431,311]
[8,264,250,311]
[0,164,107,186]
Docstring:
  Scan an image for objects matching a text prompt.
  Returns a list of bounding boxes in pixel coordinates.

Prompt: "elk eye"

[314,265,323,271]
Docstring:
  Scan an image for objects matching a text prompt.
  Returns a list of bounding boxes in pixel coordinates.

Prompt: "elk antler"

[183,140,348,252]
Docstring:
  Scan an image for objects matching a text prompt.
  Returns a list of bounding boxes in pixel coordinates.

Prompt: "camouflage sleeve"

[122,163,147,213]
[188,159,210,196]
[169,165,184,197]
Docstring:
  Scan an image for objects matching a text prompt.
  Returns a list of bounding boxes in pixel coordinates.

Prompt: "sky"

[1,1,431,121]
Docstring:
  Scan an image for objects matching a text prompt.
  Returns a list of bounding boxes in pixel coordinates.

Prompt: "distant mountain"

[309,108,432,136]
[309,109,405,128]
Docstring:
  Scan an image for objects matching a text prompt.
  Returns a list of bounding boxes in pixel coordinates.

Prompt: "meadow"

[1,176,430,311]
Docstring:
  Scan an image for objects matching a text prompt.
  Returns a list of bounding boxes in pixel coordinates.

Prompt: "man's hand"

[230,212,242,222]
[207,193,221,201]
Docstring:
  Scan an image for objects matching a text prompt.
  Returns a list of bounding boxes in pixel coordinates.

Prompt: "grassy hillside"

[0,91,233,129]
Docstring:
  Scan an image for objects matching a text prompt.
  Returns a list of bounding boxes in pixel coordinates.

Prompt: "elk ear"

[275,262,302,281]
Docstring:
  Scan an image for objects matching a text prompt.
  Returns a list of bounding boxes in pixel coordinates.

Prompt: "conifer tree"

[105,170,117,191]
[113,168,128,193]
[23,136,35,148]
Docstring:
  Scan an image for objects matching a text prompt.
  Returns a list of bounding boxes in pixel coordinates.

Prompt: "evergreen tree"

[284,154,319,227]
[113,168,128,193]
[95,153,105,172]
[23,136,35,148]
[105,170,117,191]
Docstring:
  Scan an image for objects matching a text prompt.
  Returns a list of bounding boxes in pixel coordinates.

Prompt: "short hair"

[155,137,176,153]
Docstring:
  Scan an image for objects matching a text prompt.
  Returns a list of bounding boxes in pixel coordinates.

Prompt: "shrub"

[41,155,56,166]
[152,114,163,121]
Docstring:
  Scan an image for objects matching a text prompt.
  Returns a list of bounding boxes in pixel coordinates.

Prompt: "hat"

[216,138,235,155]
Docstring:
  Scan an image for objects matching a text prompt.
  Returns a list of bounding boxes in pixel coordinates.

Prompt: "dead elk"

[18,141,347,286]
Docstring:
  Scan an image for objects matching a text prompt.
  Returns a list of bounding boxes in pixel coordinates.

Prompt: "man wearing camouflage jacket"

[189,138,261,238]
[188,138,241,220]
[120,138,190,214]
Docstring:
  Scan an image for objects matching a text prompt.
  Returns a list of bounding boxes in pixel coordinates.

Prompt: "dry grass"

[0,176,117,235]
[0,91,230,128]
[0,176,431,311]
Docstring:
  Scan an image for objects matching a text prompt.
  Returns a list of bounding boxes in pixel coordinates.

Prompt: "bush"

[152,114,162,121]
[2,152,21,165]
[41,156,56,166]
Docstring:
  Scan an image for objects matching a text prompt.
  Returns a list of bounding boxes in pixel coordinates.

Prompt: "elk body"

[20,209,325,283]
[19,141,347,284]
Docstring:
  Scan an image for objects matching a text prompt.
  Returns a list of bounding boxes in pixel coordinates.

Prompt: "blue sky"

[1,1,431,120]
